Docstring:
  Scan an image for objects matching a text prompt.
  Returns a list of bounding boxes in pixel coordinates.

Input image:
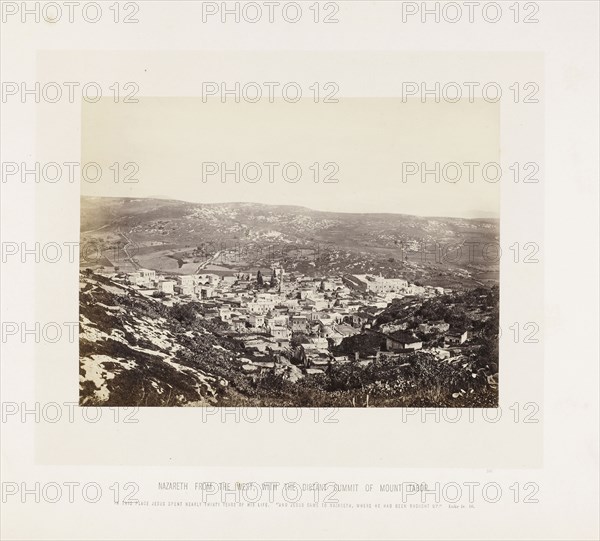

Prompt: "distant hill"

[80,196,499,287]
[81,196,497,240]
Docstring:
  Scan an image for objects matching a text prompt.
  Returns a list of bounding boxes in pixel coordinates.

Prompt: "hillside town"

[90,264,484,377]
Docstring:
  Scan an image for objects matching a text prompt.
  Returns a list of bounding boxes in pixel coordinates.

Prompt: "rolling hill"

[80,196,499,288]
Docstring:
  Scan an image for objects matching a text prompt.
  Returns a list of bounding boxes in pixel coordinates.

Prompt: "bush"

[170,303,198,326]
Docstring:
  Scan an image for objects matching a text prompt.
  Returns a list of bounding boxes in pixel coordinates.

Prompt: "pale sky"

[81,97,500,218]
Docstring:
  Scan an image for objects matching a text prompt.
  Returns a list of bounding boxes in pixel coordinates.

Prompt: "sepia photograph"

[79,97,500,408]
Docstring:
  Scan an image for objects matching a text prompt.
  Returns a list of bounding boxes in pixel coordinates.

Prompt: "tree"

[270,269,277,288]
[170,303,197,326]
[257,270,264,287]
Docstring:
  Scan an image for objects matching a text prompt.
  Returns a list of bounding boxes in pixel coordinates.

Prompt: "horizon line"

[81,194,500,221]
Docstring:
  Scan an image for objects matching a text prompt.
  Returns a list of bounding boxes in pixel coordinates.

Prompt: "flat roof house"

[385,331,423,352]
[444,330,468,346]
